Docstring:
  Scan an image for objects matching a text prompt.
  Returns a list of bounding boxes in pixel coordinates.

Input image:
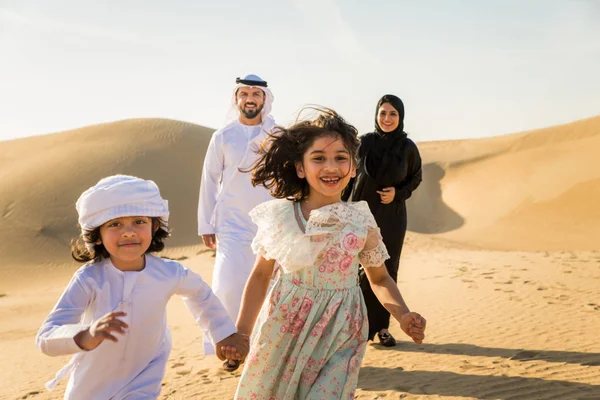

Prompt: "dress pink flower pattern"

[235,199,389,400]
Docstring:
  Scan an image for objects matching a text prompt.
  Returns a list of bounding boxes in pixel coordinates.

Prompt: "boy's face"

[295,133,356,203]
[97,216,156,271]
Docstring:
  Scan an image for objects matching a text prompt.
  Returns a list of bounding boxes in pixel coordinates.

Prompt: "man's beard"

[240,103,264,119]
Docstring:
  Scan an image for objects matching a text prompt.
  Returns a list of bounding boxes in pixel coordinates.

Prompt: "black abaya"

[347,131,422,340]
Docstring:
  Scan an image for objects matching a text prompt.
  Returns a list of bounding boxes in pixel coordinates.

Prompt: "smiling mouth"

[320,177,340,185]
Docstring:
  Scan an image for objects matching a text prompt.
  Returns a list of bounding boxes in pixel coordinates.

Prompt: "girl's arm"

[235,255,276,335]
[363,264,426,343]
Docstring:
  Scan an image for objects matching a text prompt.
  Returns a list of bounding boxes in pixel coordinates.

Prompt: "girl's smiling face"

[97,216,156,271]
[296,133,356,204]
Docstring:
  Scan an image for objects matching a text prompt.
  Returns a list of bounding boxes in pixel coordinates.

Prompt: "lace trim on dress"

[249,200,389,272]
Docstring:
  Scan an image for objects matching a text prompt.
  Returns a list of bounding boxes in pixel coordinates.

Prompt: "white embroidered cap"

[76,175,169,248]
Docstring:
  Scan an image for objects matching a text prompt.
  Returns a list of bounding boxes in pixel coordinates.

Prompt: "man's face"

[236,87,265,119]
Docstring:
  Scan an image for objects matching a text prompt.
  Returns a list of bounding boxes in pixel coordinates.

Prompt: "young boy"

[36,175,247,399]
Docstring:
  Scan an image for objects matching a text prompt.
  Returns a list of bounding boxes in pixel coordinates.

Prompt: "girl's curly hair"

[70,218,170,263]
[248,106,359,201]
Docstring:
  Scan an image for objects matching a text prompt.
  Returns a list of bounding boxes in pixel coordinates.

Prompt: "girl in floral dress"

[223,108,427,399]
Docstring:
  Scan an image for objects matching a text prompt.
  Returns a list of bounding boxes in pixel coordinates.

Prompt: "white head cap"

[76,175,169,250]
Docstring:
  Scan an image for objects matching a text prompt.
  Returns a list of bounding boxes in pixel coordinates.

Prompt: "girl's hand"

[399,312,426,344]
[74,311,128,351]
[376,187,395,204]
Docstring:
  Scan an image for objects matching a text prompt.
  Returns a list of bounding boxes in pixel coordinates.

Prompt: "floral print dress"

[235,199,389,400]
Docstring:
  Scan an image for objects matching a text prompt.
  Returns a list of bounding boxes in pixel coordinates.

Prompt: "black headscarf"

[363,94,407,178]
[374,94,405,135]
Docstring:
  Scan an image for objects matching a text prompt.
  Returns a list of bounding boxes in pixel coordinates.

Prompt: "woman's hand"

[376,187,395,204]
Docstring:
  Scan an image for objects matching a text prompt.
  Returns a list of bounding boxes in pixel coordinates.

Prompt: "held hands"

[399,312,426,344]
[201,234,217,249]
[215,332,250,362]
[376,187,395,204]
[74,311,128,351]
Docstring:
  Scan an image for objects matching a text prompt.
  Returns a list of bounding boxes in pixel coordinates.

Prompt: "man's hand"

[202,234,217,249]
[74,311,128,351]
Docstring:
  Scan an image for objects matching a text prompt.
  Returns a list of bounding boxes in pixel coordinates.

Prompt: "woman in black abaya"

[345,94,422,346]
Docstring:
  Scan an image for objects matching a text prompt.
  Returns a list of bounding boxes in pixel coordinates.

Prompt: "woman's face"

[377,102,400,133]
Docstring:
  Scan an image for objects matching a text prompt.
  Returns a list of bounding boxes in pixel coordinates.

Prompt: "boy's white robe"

[197,118,275,353]
[36,255,236,400]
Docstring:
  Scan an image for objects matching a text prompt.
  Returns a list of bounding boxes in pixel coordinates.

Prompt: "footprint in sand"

[21,392,41,399]
[460,360,487,371]
[176,369,192,376]
[537,286,548,291]
[586,303,600,311]
[171,362,186,368]
[481,272,495,280]
[0,293,6,298]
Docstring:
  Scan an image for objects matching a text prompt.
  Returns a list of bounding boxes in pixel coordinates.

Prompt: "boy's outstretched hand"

[74,311,129,351]
[215,332,250,361]
[399,312,426,344]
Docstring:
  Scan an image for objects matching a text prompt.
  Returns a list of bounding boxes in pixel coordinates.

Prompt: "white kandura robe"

[197,118,275,353]
[36,255,236,399]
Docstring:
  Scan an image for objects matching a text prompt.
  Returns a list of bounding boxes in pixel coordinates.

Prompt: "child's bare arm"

[235,256,276,336]
[363,264,426,344]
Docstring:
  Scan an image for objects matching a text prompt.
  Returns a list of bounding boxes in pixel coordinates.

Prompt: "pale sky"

[1,0,599,143]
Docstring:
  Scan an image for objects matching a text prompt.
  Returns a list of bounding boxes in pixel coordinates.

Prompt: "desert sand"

[1,117,599,399]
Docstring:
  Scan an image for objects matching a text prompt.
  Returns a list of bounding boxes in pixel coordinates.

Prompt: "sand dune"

[1,116,599,399]
[1,115,598,282]
[409,115,600,250]
[0,119,213,288]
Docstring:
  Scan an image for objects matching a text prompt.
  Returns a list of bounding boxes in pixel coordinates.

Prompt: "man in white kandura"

[197,74,275,365]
